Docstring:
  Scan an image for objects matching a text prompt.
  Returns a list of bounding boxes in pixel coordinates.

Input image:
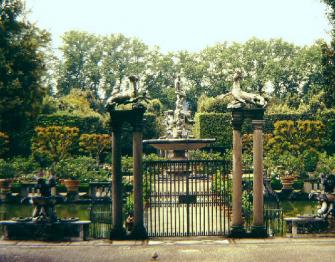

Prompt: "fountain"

[143,75,215,159]
[0,174,90,241]
[284,173,335,237]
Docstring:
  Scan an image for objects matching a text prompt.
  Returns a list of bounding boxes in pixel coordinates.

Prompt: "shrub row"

[194,111,335,152]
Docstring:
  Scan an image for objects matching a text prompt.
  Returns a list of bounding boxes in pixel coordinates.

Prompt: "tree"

[79,133,112,163]
[0,0,51,155]
[56,31,102,97]
[321,0,335,107]
[32,126,80,166]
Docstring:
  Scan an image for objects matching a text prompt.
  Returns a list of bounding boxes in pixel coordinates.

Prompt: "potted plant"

[54,158,82,193]
[0,159,15,197]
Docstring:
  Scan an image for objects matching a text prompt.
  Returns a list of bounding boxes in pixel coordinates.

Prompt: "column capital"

[251,119,265,130]
[231,110,244,130]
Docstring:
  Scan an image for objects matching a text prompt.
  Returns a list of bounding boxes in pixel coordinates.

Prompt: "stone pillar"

[251,119,267,237]
[130,119,147,239]
[110,124,126,239]
[230,110,245,237]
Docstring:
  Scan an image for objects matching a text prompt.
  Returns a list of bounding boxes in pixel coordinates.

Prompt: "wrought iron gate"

[143,160,232,237]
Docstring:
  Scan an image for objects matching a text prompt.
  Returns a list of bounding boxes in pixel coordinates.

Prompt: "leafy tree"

[32,126,80,166]
[79,133,112,163]
[56,31,102,97]
[321,0,335,107]
[0,0,51,155]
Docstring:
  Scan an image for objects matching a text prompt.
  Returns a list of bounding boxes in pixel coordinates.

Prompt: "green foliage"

[54,156,109,181]
[147,99,163,115]
[32,126,80,165]
[0,131,9,157]
[0,0,51,156]
[315,152,335,176]
[79,133,112,163]
[0,159,15,179]
[197,95,231,113]
[194,112,232,148]
[266,120,325,176]
[188,150,224,160]
[36,114,105,134]
[57,31,102,97]
[10,156,39,181]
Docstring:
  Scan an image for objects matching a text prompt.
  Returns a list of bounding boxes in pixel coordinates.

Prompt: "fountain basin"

[0,220,90,241]
[143,138,216,160]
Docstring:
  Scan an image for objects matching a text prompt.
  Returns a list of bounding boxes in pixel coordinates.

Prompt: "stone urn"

[280,175,295,190]
[63,179,80,192]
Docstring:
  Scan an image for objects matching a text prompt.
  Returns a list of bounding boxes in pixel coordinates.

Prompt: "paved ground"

[0,238,335,262]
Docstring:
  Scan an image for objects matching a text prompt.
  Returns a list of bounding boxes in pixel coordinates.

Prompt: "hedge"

[35,114,106,134]
[194,112,335,151]
[194,113,232,148]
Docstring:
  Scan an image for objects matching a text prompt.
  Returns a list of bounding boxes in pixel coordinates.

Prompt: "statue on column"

[219,69,267,109]
[106,76,150,110]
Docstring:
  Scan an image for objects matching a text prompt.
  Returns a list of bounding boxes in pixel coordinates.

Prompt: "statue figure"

[106,76,150,110]
[309,173,335,219]
[161,110,174,139]
[219,69,267,109]
[31,170,58,223]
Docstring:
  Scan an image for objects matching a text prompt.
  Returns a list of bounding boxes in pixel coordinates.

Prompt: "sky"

[25,0,332,53]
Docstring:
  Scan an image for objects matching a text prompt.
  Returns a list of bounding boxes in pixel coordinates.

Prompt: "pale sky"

[25,0,332,52]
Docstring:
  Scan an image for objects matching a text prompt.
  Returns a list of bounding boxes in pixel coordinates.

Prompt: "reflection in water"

[0,204,90,220]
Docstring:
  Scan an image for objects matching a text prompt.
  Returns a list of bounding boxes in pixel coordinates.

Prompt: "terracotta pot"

[0,178,12,193]
[63,179,80,192]
[280,176,295,189]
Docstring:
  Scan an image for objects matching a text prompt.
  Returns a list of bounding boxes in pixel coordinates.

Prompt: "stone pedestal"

[108,107,147,240]
[130,111,147,239]
[230,110,246,237]
[110,124,126,240]
[251,120,267,237]
[229,107,267,238]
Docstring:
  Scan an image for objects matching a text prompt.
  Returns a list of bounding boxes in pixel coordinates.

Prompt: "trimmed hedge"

[194,113,232,148]
[35,114,106,134]
[194,112,335,151]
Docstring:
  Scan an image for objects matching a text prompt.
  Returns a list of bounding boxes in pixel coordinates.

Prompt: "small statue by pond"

[219,69,267,109]
[30,170,58,223]
[309,173,335,219]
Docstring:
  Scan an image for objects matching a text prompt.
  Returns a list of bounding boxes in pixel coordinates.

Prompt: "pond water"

[0,204,91,220]
[0,201,318,221]
[0,200,321,238]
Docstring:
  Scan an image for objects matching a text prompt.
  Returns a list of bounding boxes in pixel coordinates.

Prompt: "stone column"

[130,119,147,239]
[251,119,267,237]
[230,110,245,237]
[110,124,126,239]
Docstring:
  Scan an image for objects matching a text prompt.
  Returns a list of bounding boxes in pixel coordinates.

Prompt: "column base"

[229,225,247,238]
[129,224,148,240]
[109,226,127,240]
[250,225,268,238]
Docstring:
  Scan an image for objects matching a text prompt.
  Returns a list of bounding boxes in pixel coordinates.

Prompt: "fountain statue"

[144,74,215,160]
[219,69,267,109]
[0,172,90,241]
[309,173,335,219]
[284,173,335,237]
